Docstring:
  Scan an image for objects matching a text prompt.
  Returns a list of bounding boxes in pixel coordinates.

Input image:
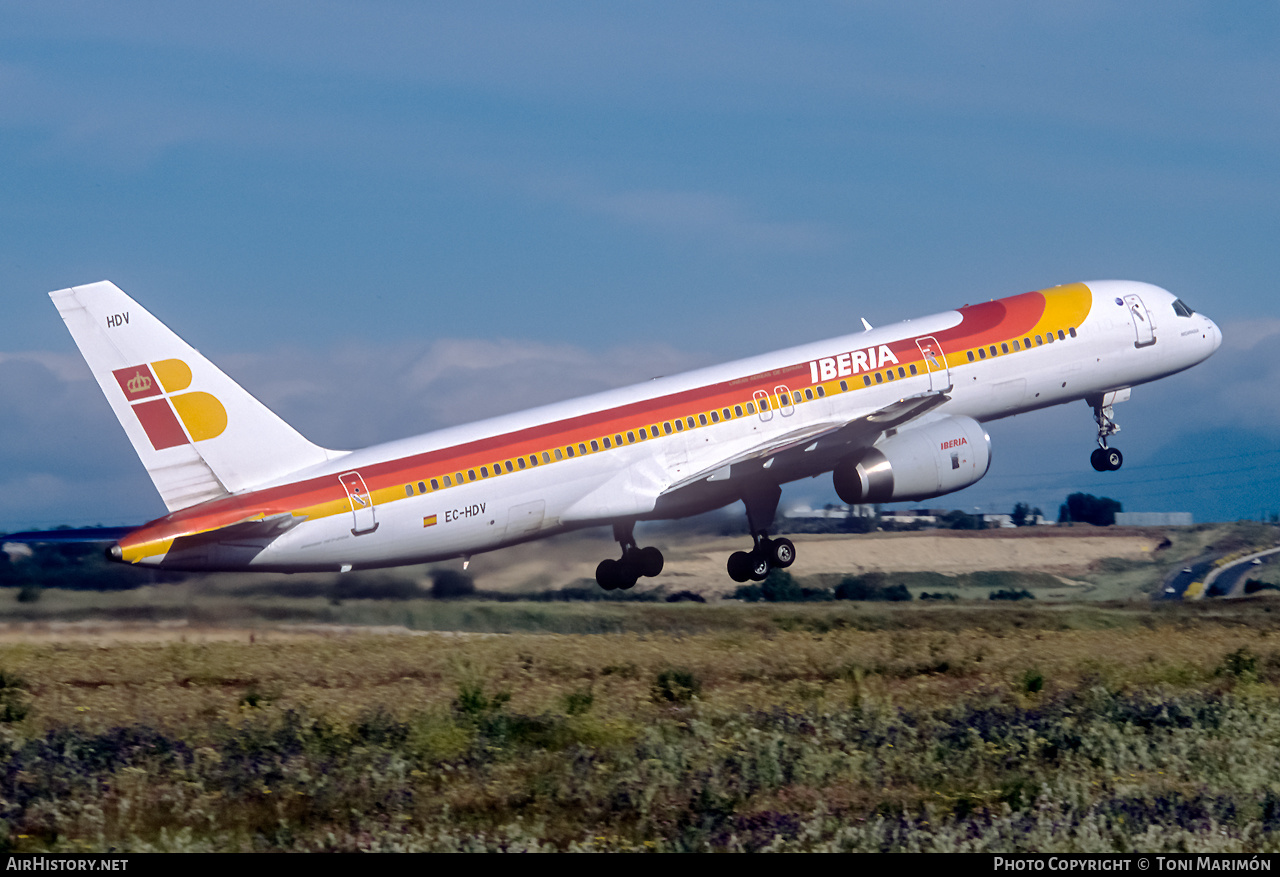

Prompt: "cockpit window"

[1172,299,1195,318]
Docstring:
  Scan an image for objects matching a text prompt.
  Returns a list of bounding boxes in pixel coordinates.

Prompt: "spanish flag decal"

[423,515,438,528]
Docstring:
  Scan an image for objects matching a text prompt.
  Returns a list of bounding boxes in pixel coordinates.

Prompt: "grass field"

[2,600,1280,851]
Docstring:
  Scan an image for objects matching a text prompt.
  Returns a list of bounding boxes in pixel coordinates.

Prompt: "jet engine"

[833,415,991,504]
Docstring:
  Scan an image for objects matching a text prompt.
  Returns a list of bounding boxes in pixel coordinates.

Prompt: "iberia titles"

[808,345,900,384]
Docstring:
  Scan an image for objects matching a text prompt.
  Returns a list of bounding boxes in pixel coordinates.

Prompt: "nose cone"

[1210,318,1222,353]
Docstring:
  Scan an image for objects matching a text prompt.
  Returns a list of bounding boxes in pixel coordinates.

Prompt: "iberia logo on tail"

[111,359,227,450]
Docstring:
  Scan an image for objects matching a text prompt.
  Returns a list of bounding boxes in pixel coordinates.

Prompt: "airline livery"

[42,280,1219,589]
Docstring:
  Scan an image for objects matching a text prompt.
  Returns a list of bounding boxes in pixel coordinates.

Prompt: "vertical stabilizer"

[50,281,341,511]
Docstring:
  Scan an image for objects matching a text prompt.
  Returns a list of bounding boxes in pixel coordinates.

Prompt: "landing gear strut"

[1089,395,1124,472]
[595,522,664,591]
[726,484,797,583]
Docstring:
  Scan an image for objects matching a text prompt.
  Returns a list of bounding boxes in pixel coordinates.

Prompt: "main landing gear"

[726,484,796,583]
[1090,396,1123,472]
[595,522,664,591]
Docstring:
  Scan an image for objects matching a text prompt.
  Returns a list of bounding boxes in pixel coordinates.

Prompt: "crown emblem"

[126,372,152,394]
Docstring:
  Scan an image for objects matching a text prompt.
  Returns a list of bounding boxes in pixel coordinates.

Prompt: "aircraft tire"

[769,537,795,569]
[727,551,754,582]
[637,546,664,578]
[748,551,770,581]
[596,559,621,590]
[1104,448,1123,470]
[1090,448,1108,472]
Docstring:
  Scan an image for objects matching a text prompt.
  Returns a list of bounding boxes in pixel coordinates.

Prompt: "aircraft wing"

[661,390,950,495]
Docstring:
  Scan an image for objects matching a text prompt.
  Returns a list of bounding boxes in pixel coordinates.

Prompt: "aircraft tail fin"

[50,281,341,511]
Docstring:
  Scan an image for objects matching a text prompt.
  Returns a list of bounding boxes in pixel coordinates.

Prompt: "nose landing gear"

[1087,391,1127,471]
[595,521,665,591]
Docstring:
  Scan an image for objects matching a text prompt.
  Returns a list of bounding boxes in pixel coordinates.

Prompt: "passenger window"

[978,348,986,359]
[431,478,439,490]
[540,452,549,463]
[734,406,743,417]
[579,443,587,454]
[553,449,562,461]
[687,417,695,429]
[444,475,453,487]
[1057,330,1065,341]
[674,420,684,432]
[664,422,673,435]
[639,428,648,440]
[591,440,600,451]
[909,364,917,375]
[875,372,883,383]
[760,398,770,411]
[862,376,871,386]
[1023,337,1031,348]
[517,458,525,470]
[897,367,905,378]
[840,380,848,392]
[1001,343,1009,354]
[418,481,427,493]
[615,434,623,446]
[480,467,488,478]
[602,437,611,449]
[1069,327,1077,338]
[405,485,413,497]
[803,389,812,400]
[467,470,476,482]
[723,409,732,420]
[505,461,513,473]
[817,386,825,397]
[967,351,975,362]
[1012,340,1020,351]
[885,370,895,381]
[1035,335,1043,345]
[710,411,719,423]
[455,472,463,484]
[699,414,708,426]
[746,402,756,414]
[627,431,635,443]
[566,446,575,458]
[989,346,997,357]
[651,424,660,436]
[1046,332,1054,343]
[792,391,802,404]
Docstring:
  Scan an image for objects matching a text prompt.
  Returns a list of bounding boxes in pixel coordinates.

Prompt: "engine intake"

[833,415,991,504]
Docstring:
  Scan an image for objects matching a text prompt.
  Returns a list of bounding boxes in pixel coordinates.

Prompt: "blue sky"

[2,2,1278,531]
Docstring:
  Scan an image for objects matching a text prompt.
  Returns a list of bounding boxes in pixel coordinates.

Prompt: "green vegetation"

[0,605,1276,850]
[1058,493,1123,526]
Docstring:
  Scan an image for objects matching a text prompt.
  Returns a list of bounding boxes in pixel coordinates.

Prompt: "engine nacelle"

[833,415,991,504]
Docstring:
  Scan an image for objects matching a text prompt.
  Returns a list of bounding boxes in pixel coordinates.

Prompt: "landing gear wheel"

[596,559,639,591]
[768,537,795,569]
[727,551,754,583]
[596,559,619,590]
[1091,447,1123,471]
[637,546,664,578]
[747,550,770,582]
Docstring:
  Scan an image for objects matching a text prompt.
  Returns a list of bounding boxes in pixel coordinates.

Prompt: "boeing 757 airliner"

[38,280,1219,589]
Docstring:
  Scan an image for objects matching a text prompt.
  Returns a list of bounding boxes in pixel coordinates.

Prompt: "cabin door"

[914,335,951,392]
[1123,294,1156,347]
[338,471,379,535]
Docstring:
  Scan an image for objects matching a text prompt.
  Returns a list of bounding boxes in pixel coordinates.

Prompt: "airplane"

[31,279,1219,590]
